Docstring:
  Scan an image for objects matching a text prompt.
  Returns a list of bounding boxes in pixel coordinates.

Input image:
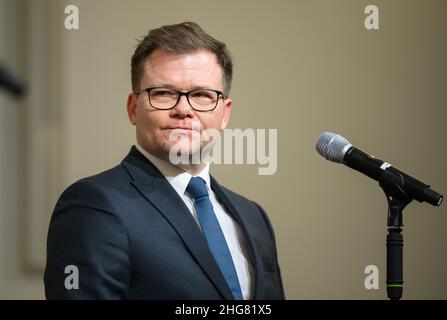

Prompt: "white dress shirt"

[135,144,254,300]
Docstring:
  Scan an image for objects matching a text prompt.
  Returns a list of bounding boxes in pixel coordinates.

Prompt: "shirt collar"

[135,144,211,196]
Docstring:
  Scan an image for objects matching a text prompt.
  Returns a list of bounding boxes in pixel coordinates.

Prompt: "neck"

[177,162,208,176]
[162,149,211,176]
[135,143,210,176]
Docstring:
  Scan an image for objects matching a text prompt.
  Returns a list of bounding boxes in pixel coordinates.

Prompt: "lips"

[169,126,192,130]
[164,121,201,132]
[165,123,199,131]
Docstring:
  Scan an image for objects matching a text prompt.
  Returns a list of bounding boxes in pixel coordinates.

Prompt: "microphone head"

[316,132,352,163]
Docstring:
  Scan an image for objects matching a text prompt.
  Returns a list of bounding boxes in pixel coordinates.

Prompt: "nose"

[170,94,193,118]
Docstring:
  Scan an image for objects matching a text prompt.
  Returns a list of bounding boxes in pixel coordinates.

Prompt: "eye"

[150,88,177,98]
[190,90,215,99]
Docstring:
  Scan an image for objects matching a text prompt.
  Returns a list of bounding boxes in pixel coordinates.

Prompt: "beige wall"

[1,0,446,299]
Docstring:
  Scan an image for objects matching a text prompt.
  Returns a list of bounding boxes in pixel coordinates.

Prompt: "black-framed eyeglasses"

[134,87,226,112]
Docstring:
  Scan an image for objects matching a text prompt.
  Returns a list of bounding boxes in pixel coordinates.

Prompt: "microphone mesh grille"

[315,132,351,163]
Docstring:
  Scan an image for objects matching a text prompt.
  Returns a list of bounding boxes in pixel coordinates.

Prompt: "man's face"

[127,49,232,163]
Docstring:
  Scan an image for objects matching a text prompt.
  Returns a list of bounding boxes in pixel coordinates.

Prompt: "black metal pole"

[386,227,403,300]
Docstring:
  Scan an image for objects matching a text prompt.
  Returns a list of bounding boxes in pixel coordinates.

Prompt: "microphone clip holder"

[379,168,413,301]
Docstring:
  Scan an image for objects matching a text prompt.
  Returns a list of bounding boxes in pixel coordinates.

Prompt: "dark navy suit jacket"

[44,146,285,299]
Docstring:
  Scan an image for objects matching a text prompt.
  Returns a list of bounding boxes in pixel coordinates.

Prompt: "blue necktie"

[187,177,243,300]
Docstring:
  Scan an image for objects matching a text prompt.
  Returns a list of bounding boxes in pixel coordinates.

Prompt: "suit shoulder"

[72,163,130,188]
[216,183,264,213]
[215,182,277,239]
[55,164,130,211]
[218,184,247,201]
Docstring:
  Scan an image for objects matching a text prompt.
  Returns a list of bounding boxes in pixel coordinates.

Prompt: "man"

[44,22,284,300]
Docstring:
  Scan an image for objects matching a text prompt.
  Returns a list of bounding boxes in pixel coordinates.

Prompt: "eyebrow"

[149,83,219,91]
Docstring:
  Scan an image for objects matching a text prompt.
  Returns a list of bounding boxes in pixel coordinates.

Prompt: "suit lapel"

[121,147,234,300]
[210,176,265,300]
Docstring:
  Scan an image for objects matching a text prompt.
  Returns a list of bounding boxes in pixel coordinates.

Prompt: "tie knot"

[187,177,209,200]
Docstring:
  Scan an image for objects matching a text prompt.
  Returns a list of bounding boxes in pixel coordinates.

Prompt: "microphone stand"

[379,168,413,300]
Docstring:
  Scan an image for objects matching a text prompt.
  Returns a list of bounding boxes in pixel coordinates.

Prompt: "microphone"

[316,132,443,207]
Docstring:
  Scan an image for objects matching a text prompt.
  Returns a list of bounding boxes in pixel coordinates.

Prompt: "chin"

[166,139,206,164]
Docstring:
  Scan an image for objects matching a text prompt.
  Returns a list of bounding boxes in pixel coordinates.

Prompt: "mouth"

[169,127,192,130]
[163,121,202,134]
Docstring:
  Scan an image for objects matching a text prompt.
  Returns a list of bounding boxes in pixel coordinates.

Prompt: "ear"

[127,93,137,125]
[220,97,232,130]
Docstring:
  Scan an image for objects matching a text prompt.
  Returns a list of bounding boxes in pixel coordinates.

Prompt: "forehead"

[142,49,223,89]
